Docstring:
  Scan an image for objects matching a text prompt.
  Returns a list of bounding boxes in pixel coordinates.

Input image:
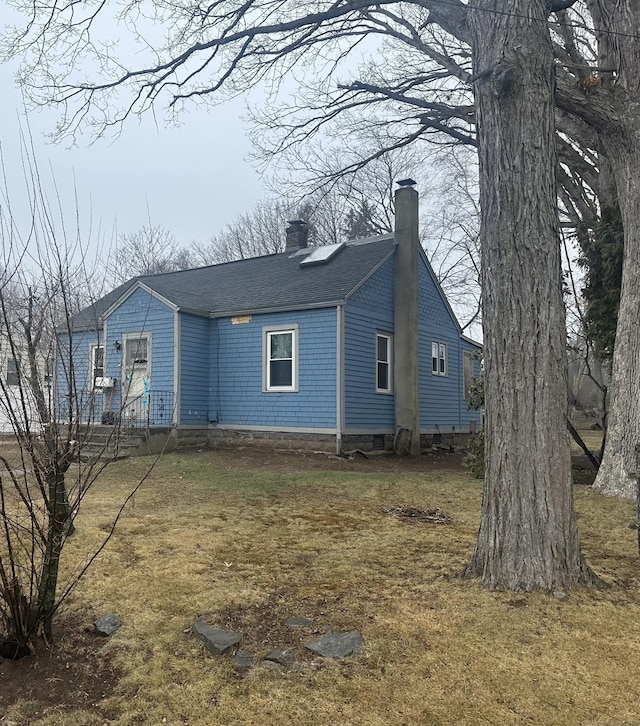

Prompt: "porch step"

[78,427,146,462]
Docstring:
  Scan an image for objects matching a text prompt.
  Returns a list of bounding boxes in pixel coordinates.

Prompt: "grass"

[2,447,640,726]
[570,428,604,456]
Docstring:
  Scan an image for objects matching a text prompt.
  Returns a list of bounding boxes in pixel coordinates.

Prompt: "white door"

[122,335,150,424]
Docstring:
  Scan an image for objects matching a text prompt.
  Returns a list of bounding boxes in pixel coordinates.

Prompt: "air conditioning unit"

[95,377,115,389]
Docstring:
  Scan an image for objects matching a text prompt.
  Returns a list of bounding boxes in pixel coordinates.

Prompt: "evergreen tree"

[579,206,623,360]
[342,200,380,240]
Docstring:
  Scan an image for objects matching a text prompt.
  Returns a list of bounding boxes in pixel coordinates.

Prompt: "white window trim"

[432,341,447,377]
[123,333,151,367]
[90,343,105,390]
[263,325,299,392]
[375,332,393,394]
[122,332,152,385]
[463,350,475,401]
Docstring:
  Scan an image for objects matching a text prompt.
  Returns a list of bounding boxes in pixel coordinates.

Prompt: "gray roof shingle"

[69,235,396,331]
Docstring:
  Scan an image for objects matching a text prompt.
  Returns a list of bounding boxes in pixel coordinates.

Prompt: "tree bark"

[463,0,597,589]
[588,0,640,499]
[592,140,640,498]
[33,469,68,641]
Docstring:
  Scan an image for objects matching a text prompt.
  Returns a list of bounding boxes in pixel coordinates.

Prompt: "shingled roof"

[69,235,397,331]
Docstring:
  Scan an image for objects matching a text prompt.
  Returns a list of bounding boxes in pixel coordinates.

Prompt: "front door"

[122,335,150,425]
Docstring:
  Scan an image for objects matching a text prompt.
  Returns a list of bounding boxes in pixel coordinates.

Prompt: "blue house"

[58,185,481,454]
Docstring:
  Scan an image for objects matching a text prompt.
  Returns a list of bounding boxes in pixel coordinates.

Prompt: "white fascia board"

[460,334,483,349]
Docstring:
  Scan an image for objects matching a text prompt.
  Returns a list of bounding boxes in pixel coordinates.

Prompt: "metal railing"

[57,389,175,428]
[120,390,175,428]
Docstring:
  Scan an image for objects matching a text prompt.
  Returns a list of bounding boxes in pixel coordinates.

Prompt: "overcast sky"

[0,16,266,255]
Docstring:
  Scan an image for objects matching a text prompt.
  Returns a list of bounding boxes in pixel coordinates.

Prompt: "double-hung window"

[432,341,447,376]
[125,337,148,367]
[90,344,105,388]
[6,358,19,386]
[376,332,393,393]
[264,326,298,391]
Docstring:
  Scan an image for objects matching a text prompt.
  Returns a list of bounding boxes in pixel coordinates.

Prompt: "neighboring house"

[0,336,48,434]
[0,344,21,433]
[57,184,481,453]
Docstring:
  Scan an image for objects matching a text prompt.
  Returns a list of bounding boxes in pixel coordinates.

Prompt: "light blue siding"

[459,339,483,429]
[213,308,337,428]
[209,322,219,423]
[56,329,104,422]
[103,288,175,415]
[342,251,481,433]
[180,313,210,425]
[344,256,395,429]
[418,258,481,431]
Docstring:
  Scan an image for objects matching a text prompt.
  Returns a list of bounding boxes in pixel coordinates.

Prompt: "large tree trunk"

[593,141,640,498]
[463,0,597,589]
[590,1,640,499]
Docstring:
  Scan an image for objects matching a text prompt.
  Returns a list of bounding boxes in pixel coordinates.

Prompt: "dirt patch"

[195,445,467,474]
[382,504,453,524]
[0,616,120,724]
[208,590,358,666]
[200,445,594,482]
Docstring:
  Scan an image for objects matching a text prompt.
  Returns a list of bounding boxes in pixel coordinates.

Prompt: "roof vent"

[299,241,346,267]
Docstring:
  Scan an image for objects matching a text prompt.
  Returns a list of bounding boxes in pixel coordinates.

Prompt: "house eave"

[210,300,345,319]
[460,333,483,348]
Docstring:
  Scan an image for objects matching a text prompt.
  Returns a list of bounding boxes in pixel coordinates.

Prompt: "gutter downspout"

[336,304,345,455]
[173,310,181,426]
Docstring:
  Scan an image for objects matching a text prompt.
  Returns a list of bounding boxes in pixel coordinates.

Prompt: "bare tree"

[0,144,158,657]
[191,198,293,265]
[420,149,481,337]
[107,224,195,284]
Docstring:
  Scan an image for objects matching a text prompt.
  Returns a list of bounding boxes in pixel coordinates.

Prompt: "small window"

[90,344,105,387]
[264,327,298,391]
[463,350,475,401]
[432,341,447,376]
[125,337,149,367]
[376,333,393,393]
[6,358,19,387]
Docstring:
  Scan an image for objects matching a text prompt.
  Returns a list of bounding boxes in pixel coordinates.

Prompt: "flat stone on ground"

[234,650,255,669]
[192,617,242,655]
[305,630,364,658]
[265,649,295,667]
[94,614,121,637]
[284,616,314,629]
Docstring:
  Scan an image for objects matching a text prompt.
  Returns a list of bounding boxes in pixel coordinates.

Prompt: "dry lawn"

[1,446,640,726]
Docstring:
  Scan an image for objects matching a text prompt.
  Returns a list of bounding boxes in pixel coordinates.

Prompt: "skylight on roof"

[299,241,346,267]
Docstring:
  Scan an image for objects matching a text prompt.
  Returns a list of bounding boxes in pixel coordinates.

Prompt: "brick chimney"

[285,220,309,251]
